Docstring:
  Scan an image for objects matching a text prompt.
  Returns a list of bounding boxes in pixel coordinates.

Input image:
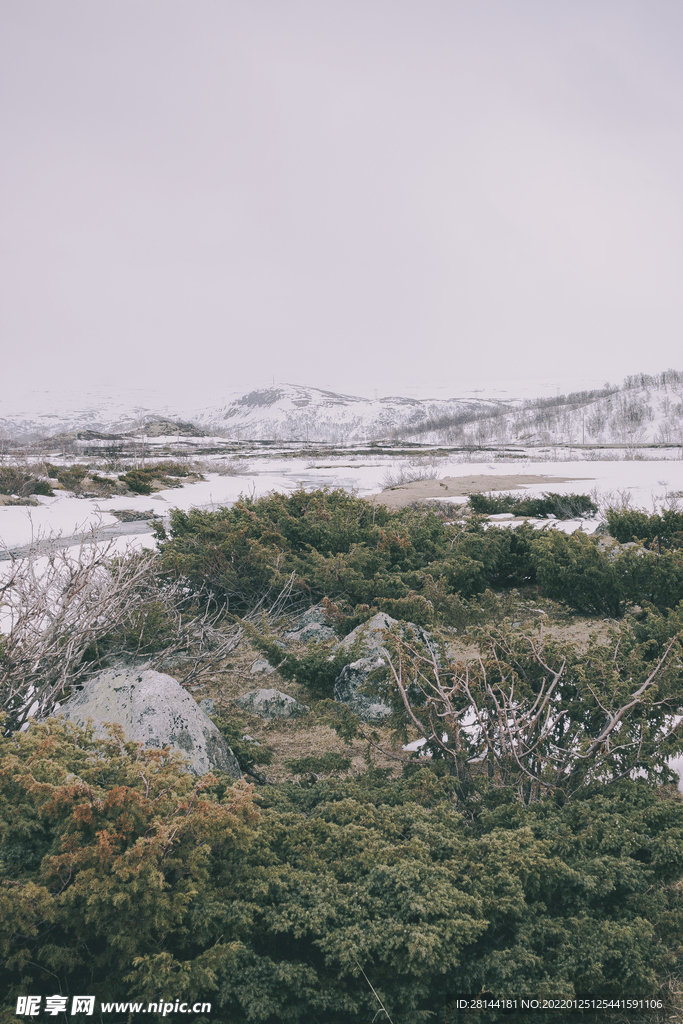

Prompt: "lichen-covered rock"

[54,666,241,778]
[250,658,276,675]
[283,604,336,643]
[334,654,392,721]
[338,611,434,653]
[332,612,438,722]
[235,688,308,719]
[291,621,336,642]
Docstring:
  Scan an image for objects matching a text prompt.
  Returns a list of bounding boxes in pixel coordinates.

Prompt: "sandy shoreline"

[369,473,594,508]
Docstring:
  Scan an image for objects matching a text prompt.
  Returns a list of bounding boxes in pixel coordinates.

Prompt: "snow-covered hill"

[1,372,682,446]
[0,386,173,441]
[0,383,496,444]
[399,372,683,447]
[186,384,498,442]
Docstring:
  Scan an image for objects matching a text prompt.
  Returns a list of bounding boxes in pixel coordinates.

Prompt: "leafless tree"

[0,530,297,732]
[381,627,683,804]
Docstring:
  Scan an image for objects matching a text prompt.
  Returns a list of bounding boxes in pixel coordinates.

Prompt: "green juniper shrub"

[88,472,117,494]
[420,576,474,630]
[45,463,111,495]
[427,520,536,595]
[628,599,683,654]
[531,529,623,617]
[661,507,683,548]
[155,504,295,611]
[210,715,274,781]
[374,591,435,625]
[253,632,354,699]
[150,460,196,477]
[28,478,54,496]
[79,597,181,664]
[56,465,88,493]
[118,462,204,495]
[284,752,352,780]
[334,602,382,636]
[3,719,683,1022]
[469,491,598,518]
[153,487,683,624]
[118,469,155,494]
[606,507,658,544]
[606,506,683,549]
[614,545,683,612]
[0,467,54,498]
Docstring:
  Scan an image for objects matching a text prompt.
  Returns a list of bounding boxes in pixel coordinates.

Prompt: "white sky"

[2,1,682,400]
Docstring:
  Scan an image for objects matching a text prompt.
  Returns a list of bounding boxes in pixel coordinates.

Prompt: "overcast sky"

[2,1,682,402]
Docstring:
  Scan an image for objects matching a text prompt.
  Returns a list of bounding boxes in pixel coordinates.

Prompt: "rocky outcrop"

[332,612,437,722]
[54,665,241,778]
[130,418,205,437]
[235,688,308,719]
[334,654,393,722]
[283,604,336,643]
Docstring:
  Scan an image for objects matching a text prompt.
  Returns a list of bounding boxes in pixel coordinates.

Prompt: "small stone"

[250,658,276,675]
[235,688,308,720]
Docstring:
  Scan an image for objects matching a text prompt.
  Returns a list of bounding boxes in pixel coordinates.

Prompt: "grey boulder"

[338,611,435,654]
[55,665,241,778]
[333,612,438,722]
[235,688,308,719]
[283,603,336,643]
[334,654,392,722]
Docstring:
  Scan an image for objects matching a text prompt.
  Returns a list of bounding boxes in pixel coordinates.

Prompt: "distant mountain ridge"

[187,384,495,442]
[1,373,681,445]
[0,383,498,444]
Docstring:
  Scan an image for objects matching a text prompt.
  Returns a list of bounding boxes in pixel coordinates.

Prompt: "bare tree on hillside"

[379,627,683,805]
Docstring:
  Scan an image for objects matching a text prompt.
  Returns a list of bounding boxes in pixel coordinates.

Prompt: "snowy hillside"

[186,384,495,443]
[0,383,494,444]
[1,372,682,446]
[399,371,683,447]
[0,386,174,441]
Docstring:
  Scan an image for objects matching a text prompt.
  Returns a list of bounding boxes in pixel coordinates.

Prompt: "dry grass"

[182,598,637,788]
[186,634,409,783]
[191,456,251,476]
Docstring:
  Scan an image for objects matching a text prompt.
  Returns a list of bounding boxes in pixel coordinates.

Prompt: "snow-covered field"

[2,449,683,553]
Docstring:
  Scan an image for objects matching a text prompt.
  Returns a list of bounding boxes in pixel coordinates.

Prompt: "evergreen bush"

[0,467,54,497]
[531,529,623,616]
[2,720,682,1021]
[606,507,683,548]
[155,489,538,620]
[469,491,598,518]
